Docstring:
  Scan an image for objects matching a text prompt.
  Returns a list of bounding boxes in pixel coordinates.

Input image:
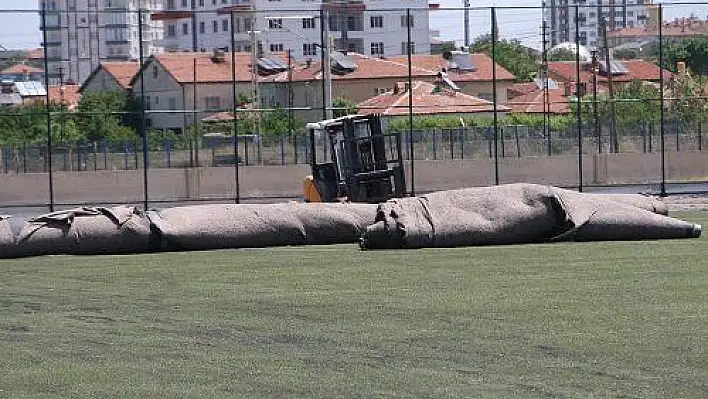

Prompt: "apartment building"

[543,0,654,49]
[154,0,431,61]
[39,0,164,85]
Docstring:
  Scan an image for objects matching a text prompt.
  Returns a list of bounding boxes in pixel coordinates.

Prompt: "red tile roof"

[1,64,44,75]
[101,62,141,89]
[358,81,509,116]
[25,48,44,60]
[262,53,438,83]
[507,87,571,114]
[48,84,81,110]
[138,52,289,85]
[507,82,538,99]
[262,53,516,84]
[387,53,516,82]
[547,60,673,84]
[608,17,708,39]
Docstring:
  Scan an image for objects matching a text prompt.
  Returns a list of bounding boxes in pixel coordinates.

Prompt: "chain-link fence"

[0,2,706,210]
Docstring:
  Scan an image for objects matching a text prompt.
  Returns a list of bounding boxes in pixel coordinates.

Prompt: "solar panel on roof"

[533,77,558,90]
[257,57,288,73]
[600,59,628,75]
[330,52,357,72]
[449,51,476,72]
[15,81,46,97]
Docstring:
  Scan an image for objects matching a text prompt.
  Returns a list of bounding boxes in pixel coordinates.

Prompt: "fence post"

[280,134,286,166]
[461,128,466,159]
[102,140,108,170]
[41,6,55,211]
[407,7,415,196]
[449,129,454,159]
[491,6,499,185]
[575,3,583,192]
[93,141,98,171]
[22,142,27,173]
[641,120,647,153]
[699,121,703,151]
[515,125,521,157]
[124,142,129,170]
[165,138,171,168]
[675,120,680,152]
[432,129,437,160]
[658,3,666,197]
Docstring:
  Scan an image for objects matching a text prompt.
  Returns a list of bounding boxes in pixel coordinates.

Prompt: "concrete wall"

[0,151,706,206]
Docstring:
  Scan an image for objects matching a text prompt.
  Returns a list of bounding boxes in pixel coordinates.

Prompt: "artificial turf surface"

[0,212,706,398]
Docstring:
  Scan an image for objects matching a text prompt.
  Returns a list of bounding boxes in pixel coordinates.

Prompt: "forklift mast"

[307,114,406,203]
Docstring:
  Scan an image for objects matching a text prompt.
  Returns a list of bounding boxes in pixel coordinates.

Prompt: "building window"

[199,21,205,34]
[167,24,176,37]
[213,20,218,33]
[270,43,284,52]
[205,96,221,110]
[198,0,204,6]
[152,65,158,78]
[370,15,383,28]
[166,0,175,9]
[400,14,414,28]
[182,23,189,35]
[222,19,229,31]
[244,18,252,31]
[401,41,415,54]
[268,18,283,29]
[181,0,187,6]
[370,42,384,56]
[303,43,317,56]
[374,87,388,95]
[302,17,316,29]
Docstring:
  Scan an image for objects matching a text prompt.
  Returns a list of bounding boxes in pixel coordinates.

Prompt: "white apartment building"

[543,0,654,49]
[156,0,431,61]
[39,0,164,85]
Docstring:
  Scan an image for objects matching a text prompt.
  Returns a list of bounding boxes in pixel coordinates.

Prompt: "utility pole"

[600,16,617,152]
[463,0,470,47]
[575,4,583,192]
[230,10,240,204]
[541,20,551,156]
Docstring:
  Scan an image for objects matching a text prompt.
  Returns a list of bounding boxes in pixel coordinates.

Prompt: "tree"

[74,91,137,143]
[654,36,708,75]
[470,34,539,82]
[669,70,708,126]
[613,48,639,60]
[547,47,578,62]
[332,97,359,118]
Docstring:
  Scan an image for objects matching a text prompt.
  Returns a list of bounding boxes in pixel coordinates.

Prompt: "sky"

[0,0,706,50]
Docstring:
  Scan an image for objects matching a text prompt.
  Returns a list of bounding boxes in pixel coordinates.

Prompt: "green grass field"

[1,212,706,398]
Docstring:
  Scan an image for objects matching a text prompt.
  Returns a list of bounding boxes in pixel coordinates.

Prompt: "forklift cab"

[304,114,406,203]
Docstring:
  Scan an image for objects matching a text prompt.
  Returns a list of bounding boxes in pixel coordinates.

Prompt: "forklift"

[303,114,407,203]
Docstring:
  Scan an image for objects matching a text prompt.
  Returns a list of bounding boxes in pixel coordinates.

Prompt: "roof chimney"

[677,61,687,75]
[305,58,312,68]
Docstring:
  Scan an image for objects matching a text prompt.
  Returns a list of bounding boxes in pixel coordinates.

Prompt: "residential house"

[0,81,47,106]
[261,51,516,123]
[131,50,288,133]
[48,84,82,110]
[387,53,516,104]
[546,59,673,90]
[358,80,509,123]
[80,62,141,94]
[0,64,45,82]
[608,17,708,48]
